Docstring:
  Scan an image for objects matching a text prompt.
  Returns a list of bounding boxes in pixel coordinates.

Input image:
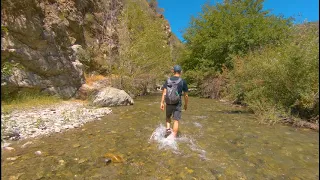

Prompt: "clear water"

[1,94,319,179]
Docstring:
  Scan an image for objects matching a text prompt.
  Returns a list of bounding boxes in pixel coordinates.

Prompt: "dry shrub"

[84,73,106,86]
[199,66,229,99]
[110,74,157,97]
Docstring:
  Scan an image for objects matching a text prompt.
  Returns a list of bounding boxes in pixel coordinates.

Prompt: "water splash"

[149,124,178,151]
[193,122,202,128]
[149,124,208,160]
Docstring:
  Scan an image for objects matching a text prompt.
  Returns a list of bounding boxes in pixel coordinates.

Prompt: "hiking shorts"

[166,104,182,121]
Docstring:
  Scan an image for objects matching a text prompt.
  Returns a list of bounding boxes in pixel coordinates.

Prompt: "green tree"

[182,0,292,74]
[115,0,172,95]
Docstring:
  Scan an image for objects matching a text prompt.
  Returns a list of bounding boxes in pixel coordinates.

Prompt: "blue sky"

[157,0,319,41]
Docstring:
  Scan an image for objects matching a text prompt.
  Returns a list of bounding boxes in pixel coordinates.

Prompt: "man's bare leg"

[166,118,171,129]
[164,118,172,138]
[172,120,179,137]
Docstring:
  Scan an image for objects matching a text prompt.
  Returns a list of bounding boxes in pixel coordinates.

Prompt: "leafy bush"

[228,22,319,121]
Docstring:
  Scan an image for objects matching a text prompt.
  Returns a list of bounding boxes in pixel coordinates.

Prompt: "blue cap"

[173,65,182,73]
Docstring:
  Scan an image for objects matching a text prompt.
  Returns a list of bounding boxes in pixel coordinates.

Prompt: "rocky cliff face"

[1,0,177,99]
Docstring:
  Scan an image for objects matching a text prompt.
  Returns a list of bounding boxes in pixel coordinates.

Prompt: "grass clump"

[1,89,62,114]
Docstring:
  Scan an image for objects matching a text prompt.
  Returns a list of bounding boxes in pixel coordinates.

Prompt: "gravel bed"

[1,101,112,144]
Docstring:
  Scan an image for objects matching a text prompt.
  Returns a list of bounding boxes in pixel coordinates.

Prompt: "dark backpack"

[165,77,182,104]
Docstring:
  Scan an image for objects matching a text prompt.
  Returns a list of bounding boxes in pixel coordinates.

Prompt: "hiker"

[160,65,188,138]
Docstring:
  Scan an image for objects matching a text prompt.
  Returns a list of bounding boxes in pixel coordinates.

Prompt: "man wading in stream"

[160,65,188,138]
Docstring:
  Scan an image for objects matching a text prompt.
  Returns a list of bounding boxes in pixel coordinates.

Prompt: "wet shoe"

[164,128,172,138]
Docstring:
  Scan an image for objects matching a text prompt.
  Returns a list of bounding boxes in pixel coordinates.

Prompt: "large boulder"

[75,77,110,100]
[90,87,134,107]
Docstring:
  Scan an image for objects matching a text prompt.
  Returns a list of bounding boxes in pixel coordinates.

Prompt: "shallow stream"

[1,95,319,179]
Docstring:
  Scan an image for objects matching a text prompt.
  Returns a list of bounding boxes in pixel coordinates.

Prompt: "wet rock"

[78,159,87,164]
[104,153,124,163]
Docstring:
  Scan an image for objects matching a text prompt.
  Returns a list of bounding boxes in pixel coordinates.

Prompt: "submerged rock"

[104,158,112,165]
[21,141,33,148]
[6,156,20,161]
[73,144,81,148]
[35,151,42,156]
[103,153,124,163]
[91,87,134,107]
[3,146,15,152]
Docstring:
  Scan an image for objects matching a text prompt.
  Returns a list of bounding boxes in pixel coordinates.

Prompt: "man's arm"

[183,92,188,110]
[160,88,166,111]
[182,79,189,110]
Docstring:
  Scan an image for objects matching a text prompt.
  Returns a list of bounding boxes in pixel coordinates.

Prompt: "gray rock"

[91,87,134,107]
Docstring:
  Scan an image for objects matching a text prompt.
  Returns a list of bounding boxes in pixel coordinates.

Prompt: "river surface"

[1,95,319,179]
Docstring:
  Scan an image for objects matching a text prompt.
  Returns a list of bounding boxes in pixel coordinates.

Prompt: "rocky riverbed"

[1,101,112,146]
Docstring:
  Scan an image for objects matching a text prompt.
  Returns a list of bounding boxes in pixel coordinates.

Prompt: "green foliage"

[1,25,9,34]
[182,0,292,74]
[116,0,172,94]
[84,13,95,23]
[1,61,14,76]
[170,34,185,62]
[228,22,319,121]
[1,61,24,76]
[77,47,93,65]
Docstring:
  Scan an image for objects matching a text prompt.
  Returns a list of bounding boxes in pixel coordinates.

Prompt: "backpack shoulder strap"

[176,77,182,84]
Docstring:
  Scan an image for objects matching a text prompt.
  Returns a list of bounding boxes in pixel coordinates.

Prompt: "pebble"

[21,141,33,148]
[35,151,42,155]
[104,158,112,164]
[73,144,81,148]
[78,159,86,164]
[58,160,65,166]
[55,128,61,133]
